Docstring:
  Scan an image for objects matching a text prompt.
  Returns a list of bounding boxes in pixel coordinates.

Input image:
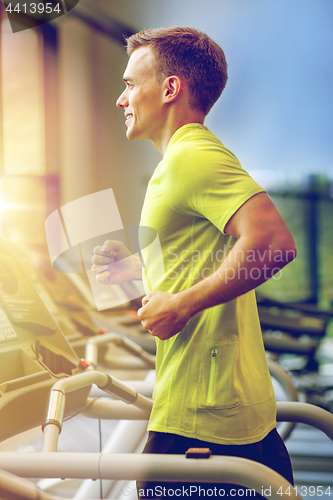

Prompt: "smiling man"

[117,44,207,153]
[92,27,296,499]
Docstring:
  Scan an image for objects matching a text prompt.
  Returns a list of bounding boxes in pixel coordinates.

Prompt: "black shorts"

[136,428,293,499]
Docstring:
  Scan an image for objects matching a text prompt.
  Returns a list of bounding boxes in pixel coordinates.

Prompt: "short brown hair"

[125,27,228,116]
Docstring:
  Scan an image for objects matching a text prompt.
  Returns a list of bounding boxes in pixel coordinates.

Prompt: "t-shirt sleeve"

[161,142,265,234]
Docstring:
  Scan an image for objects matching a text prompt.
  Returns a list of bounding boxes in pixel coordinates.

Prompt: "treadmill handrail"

[0,468,65,500]
[277,401,333,441]
[81,397,150,420]
[81,398,333,443]
[0,453,301,500]
[41,370,153,451]
[85,332,156,369]
[267,358,299,440]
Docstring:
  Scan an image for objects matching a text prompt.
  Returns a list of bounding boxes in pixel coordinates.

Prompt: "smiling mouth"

[125,114,133,124]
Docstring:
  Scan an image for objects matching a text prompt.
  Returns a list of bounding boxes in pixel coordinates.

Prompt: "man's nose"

[116,90,127,108]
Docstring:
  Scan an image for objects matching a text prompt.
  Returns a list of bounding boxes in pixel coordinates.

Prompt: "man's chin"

[126,127,134,140]
[126,129,141,141]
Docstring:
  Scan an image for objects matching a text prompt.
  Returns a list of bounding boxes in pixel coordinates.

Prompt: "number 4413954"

[5,3,62,14]
[278,485,331,496]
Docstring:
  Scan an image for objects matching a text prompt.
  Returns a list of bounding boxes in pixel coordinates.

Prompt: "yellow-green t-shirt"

[140,123,276,445]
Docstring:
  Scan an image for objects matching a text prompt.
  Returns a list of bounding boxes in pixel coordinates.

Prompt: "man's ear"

[163,75,182,102]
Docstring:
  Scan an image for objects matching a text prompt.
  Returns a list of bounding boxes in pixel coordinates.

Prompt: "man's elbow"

[276,233,297,265]
[257,228,297,267]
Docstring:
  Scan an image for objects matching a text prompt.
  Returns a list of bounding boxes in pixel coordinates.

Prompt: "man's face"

[116,46,165,142]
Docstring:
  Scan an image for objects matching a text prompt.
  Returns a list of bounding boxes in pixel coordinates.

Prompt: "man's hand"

[92,240,142,284]
[137,290,190,341]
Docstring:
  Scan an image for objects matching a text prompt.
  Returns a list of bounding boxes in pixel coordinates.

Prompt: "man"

[92,27,296,498]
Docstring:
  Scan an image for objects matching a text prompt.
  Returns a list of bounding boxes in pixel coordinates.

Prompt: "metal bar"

[89,379,154,398]
[85,333,120,369]
[41,425,61,453]
[0,453,301,500]
[268,360,299,402]
[268,359,298,441]
[81,397,149,420]
[43,390,66,432]
[119,336,156,368]
[73,419,148,499]
[50,371,107,394]
[277,401,333,441]
[41,370,153,451]
[85,332,156,370]
[0,468,69,500]
[50,370,153,411]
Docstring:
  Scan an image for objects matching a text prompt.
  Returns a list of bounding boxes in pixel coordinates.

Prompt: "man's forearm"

[178,236,296,319]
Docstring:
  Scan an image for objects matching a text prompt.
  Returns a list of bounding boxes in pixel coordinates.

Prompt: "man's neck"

[154,108,205,155]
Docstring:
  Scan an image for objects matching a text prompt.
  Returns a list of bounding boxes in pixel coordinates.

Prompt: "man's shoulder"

[165,125,241,174]
[168,123,221,149]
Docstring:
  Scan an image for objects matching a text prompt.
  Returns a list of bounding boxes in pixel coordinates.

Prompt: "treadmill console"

[0,239,89,442]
